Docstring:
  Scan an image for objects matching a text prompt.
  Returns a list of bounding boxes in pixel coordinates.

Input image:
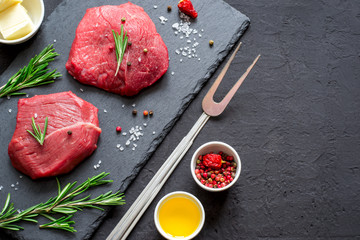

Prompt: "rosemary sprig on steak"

[0,44,62,98]
[112,25,128,76]
[0,172,125,232]
[27,117,48,145]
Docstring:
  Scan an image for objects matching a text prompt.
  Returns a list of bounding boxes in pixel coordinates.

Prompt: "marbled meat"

[8,91,101,179]
[66,2,169,96]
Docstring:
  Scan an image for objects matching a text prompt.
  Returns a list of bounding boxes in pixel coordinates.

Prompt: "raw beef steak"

[66,2,169,96]
[8,92,101,179]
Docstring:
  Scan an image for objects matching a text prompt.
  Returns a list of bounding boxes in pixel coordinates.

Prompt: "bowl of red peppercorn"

[191,141,241,192]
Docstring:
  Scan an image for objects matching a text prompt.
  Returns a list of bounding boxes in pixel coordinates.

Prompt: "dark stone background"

[2,0,360,239]
[93,0,360,239]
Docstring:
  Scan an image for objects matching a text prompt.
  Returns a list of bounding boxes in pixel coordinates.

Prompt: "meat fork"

[107,42,260,240]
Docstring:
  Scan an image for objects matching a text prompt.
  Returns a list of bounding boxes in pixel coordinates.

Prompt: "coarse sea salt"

[8,109,12,113]
[159,16,168,24]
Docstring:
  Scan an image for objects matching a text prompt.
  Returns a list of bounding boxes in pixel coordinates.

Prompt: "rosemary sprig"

[0,44,62,98]
[27,117,48,145]
[112,25,128,76]
[0,172,125,232]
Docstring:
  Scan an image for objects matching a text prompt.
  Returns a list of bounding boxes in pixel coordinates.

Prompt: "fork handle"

[107,112,210,240]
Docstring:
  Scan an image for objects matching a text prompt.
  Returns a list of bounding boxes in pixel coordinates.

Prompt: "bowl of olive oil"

[154,191,205,239]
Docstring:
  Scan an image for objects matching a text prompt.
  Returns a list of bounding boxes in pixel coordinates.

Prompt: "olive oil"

[158,196,201,238]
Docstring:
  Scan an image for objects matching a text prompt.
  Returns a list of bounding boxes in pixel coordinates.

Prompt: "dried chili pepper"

[178,0,198,19]
[202,153,224,169]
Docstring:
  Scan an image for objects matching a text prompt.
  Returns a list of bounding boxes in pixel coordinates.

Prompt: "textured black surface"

[92,1,360,240]
[0,0,249,239]
[1,0,360,240]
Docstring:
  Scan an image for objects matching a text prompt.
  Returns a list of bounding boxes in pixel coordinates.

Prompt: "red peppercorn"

[203,173,208,178]
[227,156,234,161]
[208,184,213,188]
[220,177,225,183]
[226,175,231,180]
[221,182,226,188]
[195,169,200,174]
[143,110,149,116]
[196,173,201,180]
[116,126,122,132]
[200,179,206,185]
[215,176,220,182]
[198,155,203,160]
[211,173,216,179]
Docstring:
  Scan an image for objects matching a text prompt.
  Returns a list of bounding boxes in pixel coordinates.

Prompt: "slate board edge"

[83,19,251,240]
[0,2,250,240]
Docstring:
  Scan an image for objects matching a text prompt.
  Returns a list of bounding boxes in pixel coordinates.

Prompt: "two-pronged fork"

[107,41,260,240]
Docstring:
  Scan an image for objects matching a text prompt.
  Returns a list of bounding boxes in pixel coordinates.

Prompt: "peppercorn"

[67,130,72,135]
[121,17,126,22]
[149,110,154,116]
[209,40,214,46]
[132,109,137,115]
[127,61,132,66]
[116,126,122,132]
[128,41,132,46]
[143,110,149,116]
[143,48,148,53]
[167,5,172,11]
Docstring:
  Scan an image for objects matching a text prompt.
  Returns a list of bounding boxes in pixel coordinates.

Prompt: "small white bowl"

[0,0,44,45]
[154,191,205,240]
[191,141,241,192]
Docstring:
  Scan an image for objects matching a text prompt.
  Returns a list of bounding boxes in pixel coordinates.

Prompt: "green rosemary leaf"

[0,172,125,232]
[27,117,48,145]
[112,24,128,76]
[0,44,61,98]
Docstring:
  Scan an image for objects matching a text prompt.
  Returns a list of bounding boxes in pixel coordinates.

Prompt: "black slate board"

[0,0,249,239]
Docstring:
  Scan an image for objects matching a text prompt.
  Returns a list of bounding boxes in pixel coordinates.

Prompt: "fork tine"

[202,42,242,111]
[202,42,260,116]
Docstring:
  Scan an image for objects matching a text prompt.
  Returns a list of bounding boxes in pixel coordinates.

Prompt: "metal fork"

[107,41,260,240]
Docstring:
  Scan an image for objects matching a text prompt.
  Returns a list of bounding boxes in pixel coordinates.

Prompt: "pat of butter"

[0,0,22,12]
[0,3,34,40]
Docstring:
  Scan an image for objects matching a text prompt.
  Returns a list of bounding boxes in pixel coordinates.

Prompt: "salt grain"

[11,184,14,187]
[159,16,168,24]
[122,104,125,108]
[104,109,107,113]
[132,147,135,151]
[143,123,147,127]
[153,131,156,135]
[80,88,84,92]
[34,113,38,118]
[8,109,12,113]
[122,132,127,136]
[171,72,175,75]
[132,103,136,107]
[153,5,158,9]
[7,96,10,100]
[120,147,124,151]
[54,39,57,43]
[116,144,121,148]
